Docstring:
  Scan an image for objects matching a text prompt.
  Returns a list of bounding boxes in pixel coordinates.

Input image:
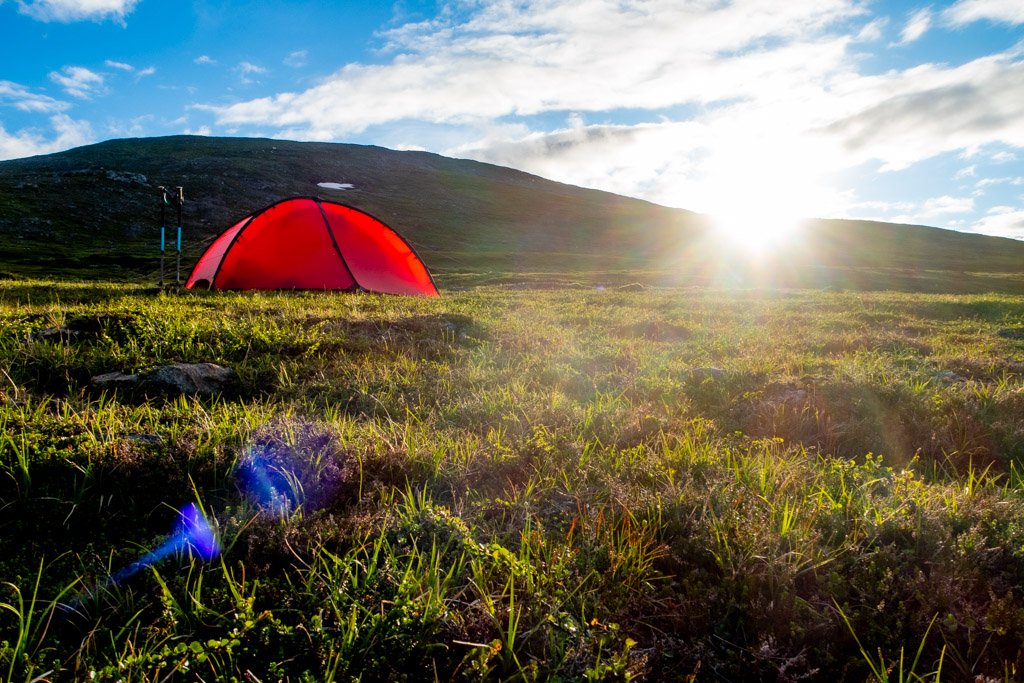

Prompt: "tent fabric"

[185,197,438,296]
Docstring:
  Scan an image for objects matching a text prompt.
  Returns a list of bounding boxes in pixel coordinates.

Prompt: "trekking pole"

[175,186,184,289]
[158,186,167,289]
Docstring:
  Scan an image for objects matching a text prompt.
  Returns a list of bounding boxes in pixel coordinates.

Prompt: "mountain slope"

[1,135,1023,288]
[0,135,699,279]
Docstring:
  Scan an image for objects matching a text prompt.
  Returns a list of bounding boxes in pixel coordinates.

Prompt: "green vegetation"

[3,277,1024,680]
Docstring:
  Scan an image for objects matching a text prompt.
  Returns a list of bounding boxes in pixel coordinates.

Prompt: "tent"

[186,197,438,296]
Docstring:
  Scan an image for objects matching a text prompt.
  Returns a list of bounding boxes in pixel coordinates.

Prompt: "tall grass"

[2,279,1024,679]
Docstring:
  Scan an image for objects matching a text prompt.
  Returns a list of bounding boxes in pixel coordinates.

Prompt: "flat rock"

[33,326,79,343]
[92,371,140,388]
[688,367,726,382]
[146,363,233,394]
[932,370,963,383]
[92,363,233,394]
[122,433,163,445]
[997,328,1024,340]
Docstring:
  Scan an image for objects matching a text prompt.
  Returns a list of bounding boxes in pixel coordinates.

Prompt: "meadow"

[3,276,1024,681]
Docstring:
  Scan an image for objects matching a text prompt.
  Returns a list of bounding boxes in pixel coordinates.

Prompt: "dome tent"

[186,197,438,296]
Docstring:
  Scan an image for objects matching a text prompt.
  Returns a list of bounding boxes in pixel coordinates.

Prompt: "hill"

[1,135,1024,290]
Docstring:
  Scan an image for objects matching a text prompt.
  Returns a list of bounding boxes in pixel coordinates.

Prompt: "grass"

[3,277,1024,680]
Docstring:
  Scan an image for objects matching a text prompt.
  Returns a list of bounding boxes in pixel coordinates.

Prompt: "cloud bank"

[191,0,1024,235]
[17,0,139,23]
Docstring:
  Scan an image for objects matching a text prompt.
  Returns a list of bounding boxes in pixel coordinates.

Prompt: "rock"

[92,363,233,394]
[33,326,78,343]
[997,328,1024,340]
[688,367,726,382]
[92,371,141,388]
[617,283,646,292]
[779,388,808,402]
[146,363,233,394]
[122,433,162,445]
[932,371,963,383]
[105,170,148,184]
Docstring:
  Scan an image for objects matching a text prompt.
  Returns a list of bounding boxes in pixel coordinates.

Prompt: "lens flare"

[236,445,296,514]
[108,502,220,584]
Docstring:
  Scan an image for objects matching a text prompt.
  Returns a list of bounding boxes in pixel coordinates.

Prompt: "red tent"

[186,197,438,296]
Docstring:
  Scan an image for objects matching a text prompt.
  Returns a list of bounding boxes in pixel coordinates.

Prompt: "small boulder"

[997,328,1024,340]
[33,326,78,343]
[932,370,963,383]
[122,433,163,445]
[146,363,233,394]
[688,367,726,382]
[92,363,233,394]
[92,371,141,388]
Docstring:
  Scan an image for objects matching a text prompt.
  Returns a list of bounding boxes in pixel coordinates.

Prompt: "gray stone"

[997,328,1024,340]
[105,170,149,184]
[146,363,233,394]
[932,371,963,383]
[91,363,233,394]
[33,326,77,343]
[92,371,140,388]
[689,367,726,382]
[122,433,162,445]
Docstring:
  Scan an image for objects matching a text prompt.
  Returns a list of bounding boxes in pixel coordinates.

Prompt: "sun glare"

[712,206,802,253]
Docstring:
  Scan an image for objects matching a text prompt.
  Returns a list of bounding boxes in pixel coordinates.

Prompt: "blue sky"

[2,0,1023,240]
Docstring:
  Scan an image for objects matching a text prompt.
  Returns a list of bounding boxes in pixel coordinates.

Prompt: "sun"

[711,204,803,253]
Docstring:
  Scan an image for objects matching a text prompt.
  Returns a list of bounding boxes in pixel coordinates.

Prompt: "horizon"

[1,0,1023,241]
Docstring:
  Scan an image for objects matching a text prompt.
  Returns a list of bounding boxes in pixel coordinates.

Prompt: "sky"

[1,0,1024,241]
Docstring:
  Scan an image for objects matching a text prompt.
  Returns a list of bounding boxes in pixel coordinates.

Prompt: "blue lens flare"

[108,502,220,584]
[237,445,295,514]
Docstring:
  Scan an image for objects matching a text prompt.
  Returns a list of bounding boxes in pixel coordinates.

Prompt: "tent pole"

[175,187,183,290]
[159,190,165,289]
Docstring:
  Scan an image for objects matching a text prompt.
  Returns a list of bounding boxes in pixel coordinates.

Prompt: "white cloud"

[207,0,865,136]
[0,114,93,161]
[106,113,151,137]
[48,65,106,99]
[284,50,307,68]
[193,0,1024,232]
[17,0,139,23]
[0,80,69,113]
[194,55,216,65]
[894,195,976,222]
[104,59,134,71]
[236,61,267,84]
[968,206,1024,239]
[955,165,976,179]
[820,51,1024,171]
[103,60,154,78]
[896,7,932,44]
[976,176,1024,187]
[943,0,1024,26]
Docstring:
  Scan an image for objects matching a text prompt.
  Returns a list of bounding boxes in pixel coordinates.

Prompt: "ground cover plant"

[3,278,1024,680]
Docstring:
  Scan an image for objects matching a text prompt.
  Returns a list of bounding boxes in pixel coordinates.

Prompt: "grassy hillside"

[3,279,1024,680]
[3,136,1024,292]
[0,136,699,280]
